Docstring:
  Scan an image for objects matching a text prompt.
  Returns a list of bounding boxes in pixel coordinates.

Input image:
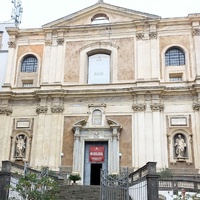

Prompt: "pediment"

[42,2,160,28]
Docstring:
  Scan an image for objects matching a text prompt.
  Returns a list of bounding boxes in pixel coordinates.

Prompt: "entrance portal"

[91,163,102,185]
[84,141,108,185]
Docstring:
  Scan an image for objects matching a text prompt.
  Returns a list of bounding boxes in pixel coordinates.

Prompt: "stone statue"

[15,135,26,157]
[174,134,186,158]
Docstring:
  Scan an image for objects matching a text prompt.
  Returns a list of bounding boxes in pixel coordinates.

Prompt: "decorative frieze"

[36,106,48,114]
[132,103,146,112]
[193,102,200,111]
[51,105,64,113]
[45,39,52,46]
[0,107,13,115]
[136,33,145,40]
[149,32,157,39]
[57,38,64,45]
[150,103,164,111]
[192,28,200,36]
[8,41,16,48]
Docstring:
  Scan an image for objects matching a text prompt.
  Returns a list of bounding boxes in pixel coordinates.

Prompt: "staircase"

[58,184,100,200]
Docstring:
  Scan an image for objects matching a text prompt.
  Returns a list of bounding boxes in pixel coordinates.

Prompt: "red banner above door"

[89,146,104,162]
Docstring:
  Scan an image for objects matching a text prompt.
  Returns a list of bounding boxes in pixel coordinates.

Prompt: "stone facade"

[0,1,200,184]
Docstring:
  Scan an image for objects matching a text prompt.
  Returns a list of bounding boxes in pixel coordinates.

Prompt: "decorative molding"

[8,41,16,48]
[57,38,64,45]
[149,32,157,39]
[0,107,13,115]
[88,103,106,107]
[150,103,164,111]
[193,102,200,111]
[45,39,52,46]
[132,103,146,112]
[136,33,145,40]
[36,106,48,114]
[51,105,64,113]
[192,28,200,36]
[170,117,188,127]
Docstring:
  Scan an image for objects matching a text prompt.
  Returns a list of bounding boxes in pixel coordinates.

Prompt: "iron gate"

[100,169,129,200]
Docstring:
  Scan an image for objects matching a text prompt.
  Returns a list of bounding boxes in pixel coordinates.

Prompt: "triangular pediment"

[42,2,160,28]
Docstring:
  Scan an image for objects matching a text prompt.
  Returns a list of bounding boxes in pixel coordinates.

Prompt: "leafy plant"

[68,174,81,183]
[159,167,173,179]
[9,173,59,200]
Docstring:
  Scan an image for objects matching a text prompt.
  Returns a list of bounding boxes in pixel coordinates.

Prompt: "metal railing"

[100,168,129,200]
[129,162,159,200]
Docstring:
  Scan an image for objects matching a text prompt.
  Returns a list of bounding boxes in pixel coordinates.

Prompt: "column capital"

[36,106,48,114]
[132,103,146,112]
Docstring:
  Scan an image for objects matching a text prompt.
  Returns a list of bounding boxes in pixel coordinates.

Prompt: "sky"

[0,0,200,28]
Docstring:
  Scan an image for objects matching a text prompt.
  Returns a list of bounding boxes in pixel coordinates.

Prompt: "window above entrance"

[92,109,102,125]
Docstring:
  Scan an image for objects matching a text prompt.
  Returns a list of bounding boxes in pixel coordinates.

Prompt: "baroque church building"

[1,0,200,185]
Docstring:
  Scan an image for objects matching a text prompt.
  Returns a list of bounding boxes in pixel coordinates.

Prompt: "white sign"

[88,54,110,84]
[170,117,187,126]
[17,121,30,128]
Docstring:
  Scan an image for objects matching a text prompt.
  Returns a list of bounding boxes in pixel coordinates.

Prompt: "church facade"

[1,1,200,185]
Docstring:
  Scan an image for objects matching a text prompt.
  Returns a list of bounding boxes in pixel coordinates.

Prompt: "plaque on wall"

[170,117,187,126]
[16,121,30,128]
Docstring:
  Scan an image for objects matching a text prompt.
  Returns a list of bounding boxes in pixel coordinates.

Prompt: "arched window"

[88,53,110,84]
[91,13,109,24]
[21,55,38,72]
[92,109,102,125]
[165,47,185,66]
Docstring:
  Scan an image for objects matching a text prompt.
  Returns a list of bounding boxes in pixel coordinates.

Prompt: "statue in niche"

[174,134,187,158]
[15,135,26,157]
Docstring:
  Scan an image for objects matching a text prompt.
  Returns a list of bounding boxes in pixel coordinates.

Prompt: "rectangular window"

[22,81,33,87]
[169,73,182,82]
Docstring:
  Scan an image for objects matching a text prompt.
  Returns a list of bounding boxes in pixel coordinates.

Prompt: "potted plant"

[68,173,81,185]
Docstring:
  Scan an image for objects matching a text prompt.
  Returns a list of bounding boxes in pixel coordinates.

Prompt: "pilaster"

[55,36,65,83]
[189,15,200,80]
[4,28,18,88]
[193,100,200,169]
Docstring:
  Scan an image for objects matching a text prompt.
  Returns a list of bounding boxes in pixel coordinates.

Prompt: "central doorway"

[91,163,102,185]
[84,141,108,185]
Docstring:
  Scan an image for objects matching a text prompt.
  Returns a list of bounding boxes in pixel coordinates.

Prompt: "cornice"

[0,83,198,101]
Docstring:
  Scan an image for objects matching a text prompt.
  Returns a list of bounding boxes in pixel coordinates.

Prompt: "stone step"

[58,185,100,200]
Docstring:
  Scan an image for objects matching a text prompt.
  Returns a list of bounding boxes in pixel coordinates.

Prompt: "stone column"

[31,104,48,167]
[193,29,200,78]
[49,104,64,169]
[150,102,165,168]
[72,127,81,173]
[149,31,159,79]
[189,14,200,79]
[193,101,200,168]
[4,40,16,88]
[132,102,146,167]
[0,110,13,164]
[55,38,65,83]
[42,39,52,83]
[110,127,120,174]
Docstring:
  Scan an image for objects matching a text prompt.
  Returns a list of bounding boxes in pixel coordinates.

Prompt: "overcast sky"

[0,0,200,28]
